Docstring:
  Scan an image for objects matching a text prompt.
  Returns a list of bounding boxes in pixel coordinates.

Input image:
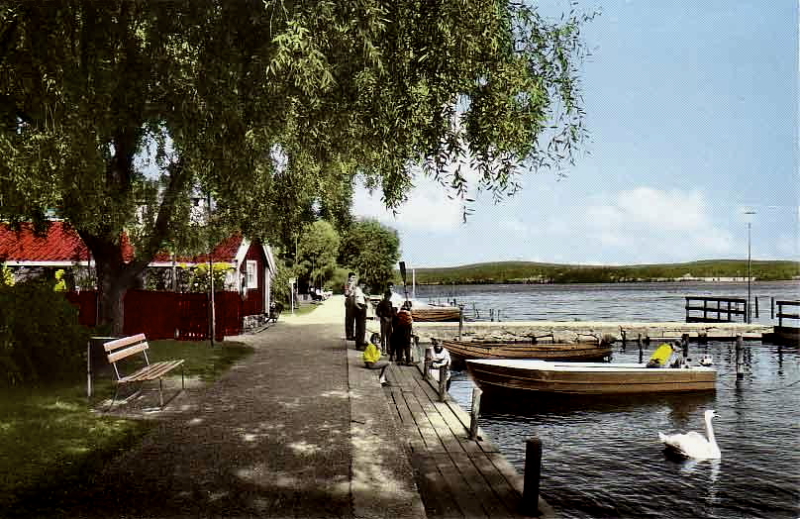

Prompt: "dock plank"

[383,361,534,518]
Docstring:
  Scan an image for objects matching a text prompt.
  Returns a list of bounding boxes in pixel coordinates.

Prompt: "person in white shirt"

[428,338,452,390]
[353,280,368,349]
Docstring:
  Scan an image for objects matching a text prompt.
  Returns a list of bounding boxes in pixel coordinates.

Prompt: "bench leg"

[106,385,120,413]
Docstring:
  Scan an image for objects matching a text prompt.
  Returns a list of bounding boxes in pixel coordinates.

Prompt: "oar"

[399,261,409,303]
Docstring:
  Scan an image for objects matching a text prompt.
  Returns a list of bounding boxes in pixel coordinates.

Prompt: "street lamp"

[744,210,756,323]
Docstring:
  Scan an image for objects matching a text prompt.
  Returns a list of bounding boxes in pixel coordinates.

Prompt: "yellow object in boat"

[648,343,674,367]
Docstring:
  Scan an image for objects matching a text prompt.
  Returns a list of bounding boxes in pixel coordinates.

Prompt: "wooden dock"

[383,361,553,518]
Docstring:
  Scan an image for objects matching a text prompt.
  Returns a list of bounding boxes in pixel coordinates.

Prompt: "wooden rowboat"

[466,359,717,395]
[411,307,461,322]
[441,339,612,362]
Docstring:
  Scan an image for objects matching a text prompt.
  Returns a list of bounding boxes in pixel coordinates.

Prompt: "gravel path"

[35,296,422,519]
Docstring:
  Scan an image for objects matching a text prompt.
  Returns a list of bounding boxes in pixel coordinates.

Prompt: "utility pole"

[208,191,216,345]
[744,210,756,324]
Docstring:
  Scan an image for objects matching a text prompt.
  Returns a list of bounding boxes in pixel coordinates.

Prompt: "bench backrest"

[104,334,150,379]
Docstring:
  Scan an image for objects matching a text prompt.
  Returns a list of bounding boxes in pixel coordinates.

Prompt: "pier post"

[681,333,689,361]
[423,347,433,381]
[755,296,759,319]
[469,387,482,440]
[458,305,464,341]
[438,365,448,401]
[771,297,775,320]
[735,334,744,380]
[637,334,643,363]
[522,437,543,516]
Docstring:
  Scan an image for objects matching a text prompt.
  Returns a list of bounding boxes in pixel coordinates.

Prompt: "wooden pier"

[383,361,553,518]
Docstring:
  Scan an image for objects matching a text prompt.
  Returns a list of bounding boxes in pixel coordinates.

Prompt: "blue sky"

[354,0,799,268]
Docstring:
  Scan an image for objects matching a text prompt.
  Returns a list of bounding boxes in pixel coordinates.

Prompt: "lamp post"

[744,210,756,323]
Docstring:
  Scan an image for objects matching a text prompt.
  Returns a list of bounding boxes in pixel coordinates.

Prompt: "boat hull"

[466,359,716,395]
[412,307,461,322]
[442,340,612,362]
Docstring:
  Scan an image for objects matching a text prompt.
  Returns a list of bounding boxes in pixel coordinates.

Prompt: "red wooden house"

[0,221,276,339]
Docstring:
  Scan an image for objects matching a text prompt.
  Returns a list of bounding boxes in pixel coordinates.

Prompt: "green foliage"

[296,220,340,289]
[270,256,297,307]
[328,267,351,293]
[412,260,800,284]
[339,219,401,292]
[0,280,90,386]
[0,1,592,329]
[0,264,14,286]
[184,262,234,293]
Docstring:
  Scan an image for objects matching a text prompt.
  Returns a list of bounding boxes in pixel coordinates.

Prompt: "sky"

[353,0,799,268]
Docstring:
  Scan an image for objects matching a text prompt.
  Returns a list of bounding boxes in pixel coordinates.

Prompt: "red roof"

[0,222,244,266]
[0,222,133,263]
[152,233,244,264]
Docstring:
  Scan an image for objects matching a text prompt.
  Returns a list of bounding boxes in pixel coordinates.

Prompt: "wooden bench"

[104,333,185,410]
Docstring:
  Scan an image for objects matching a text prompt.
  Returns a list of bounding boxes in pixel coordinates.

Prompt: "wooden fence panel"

[65,289,246,341]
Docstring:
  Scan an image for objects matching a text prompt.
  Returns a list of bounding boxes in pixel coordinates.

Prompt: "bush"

[0,280,90,386]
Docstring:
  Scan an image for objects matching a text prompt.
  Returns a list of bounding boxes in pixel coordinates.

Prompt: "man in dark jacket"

[343,272,356,340]
[375,290,394,354]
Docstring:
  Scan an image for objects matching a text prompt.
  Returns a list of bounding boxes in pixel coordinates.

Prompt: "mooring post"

[681,333,689,361]
[735,334,744,380]
[469,387,482,440]
[637,333,643,363]
[458,304,464,341]
[423,347,433,381]
[755,296,759,319]
[522,437,543,516]
[438,365,448,401]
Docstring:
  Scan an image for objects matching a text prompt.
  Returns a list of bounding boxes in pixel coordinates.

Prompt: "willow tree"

[0,1,591,332]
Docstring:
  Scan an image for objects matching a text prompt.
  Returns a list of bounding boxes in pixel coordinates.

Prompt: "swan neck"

[705,415,717,445]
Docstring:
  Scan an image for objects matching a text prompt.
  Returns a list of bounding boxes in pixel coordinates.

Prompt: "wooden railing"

[685,296,747,323]
[776,300,800,328]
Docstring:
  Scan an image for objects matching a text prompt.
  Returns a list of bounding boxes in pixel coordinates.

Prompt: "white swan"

[658,409,721,460]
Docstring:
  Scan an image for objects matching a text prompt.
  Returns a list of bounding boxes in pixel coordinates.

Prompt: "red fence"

[65,290,263,341]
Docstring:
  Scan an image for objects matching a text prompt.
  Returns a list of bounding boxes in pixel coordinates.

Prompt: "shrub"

[0,280,90,386]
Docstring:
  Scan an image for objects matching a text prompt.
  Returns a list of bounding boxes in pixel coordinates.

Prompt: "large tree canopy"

[296,220,340,290]
[0,1,590,331]
[339,219,401,292]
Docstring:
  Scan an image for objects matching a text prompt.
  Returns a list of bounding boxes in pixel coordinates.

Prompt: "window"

[246,260,258,289]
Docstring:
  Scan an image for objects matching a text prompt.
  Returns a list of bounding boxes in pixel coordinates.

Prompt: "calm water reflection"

[421,283,800,518]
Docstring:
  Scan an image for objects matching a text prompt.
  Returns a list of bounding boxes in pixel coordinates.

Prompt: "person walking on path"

[344,271,357,340]
[353,280,368,349]
[375,290,394,354]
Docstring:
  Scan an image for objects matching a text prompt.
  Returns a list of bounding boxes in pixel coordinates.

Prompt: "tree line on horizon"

[408,260,800,285]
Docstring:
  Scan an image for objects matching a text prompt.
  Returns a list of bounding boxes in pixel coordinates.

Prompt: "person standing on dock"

[376,290,394,354]
[354,280,369,350]
[344,272,357,341]
[391,301,414,364]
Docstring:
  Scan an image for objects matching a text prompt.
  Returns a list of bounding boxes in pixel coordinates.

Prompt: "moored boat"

[466,359,716,395]
[442,339,612,362]
[412,307,462,322]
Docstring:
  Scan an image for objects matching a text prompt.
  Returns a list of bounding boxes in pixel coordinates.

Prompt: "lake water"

[415,282,800,519]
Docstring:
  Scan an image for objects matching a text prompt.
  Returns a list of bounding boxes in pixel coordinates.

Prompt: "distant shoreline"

[401,260,799,285]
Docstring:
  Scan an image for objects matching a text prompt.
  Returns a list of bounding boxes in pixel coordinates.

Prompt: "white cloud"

[353,160,482,232]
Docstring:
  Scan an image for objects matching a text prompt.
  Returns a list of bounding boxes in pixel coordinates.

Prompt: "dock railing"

[776,300,800,328]
[685,296,747,323]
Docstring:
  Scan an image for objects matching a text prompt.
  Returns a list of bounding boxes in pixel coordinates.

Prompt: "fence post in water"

[735,334,744,380]
[522,437,543,516]
[755,297,759,319]
[438,365,448,401]
[469,387,482,440]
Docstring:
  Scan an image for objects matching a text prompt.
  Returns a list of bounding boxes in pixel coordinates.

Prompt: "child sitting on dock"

[363,333,389,384]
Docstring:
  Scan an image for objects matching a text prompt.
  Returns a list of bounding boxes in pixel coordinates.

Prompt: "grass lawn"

[0,339,253,514]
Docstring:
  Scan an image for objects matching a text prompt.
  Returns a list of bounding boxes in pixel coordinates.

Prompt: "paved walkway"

[45,296,423,518]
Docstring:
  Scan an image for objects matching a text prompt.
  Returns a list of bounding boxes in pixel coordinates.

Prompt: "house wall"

[239,241,266,315]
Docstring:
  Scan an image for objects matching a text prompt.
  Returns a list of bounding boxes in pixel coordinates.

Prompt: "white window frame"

[246,260,258,289]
